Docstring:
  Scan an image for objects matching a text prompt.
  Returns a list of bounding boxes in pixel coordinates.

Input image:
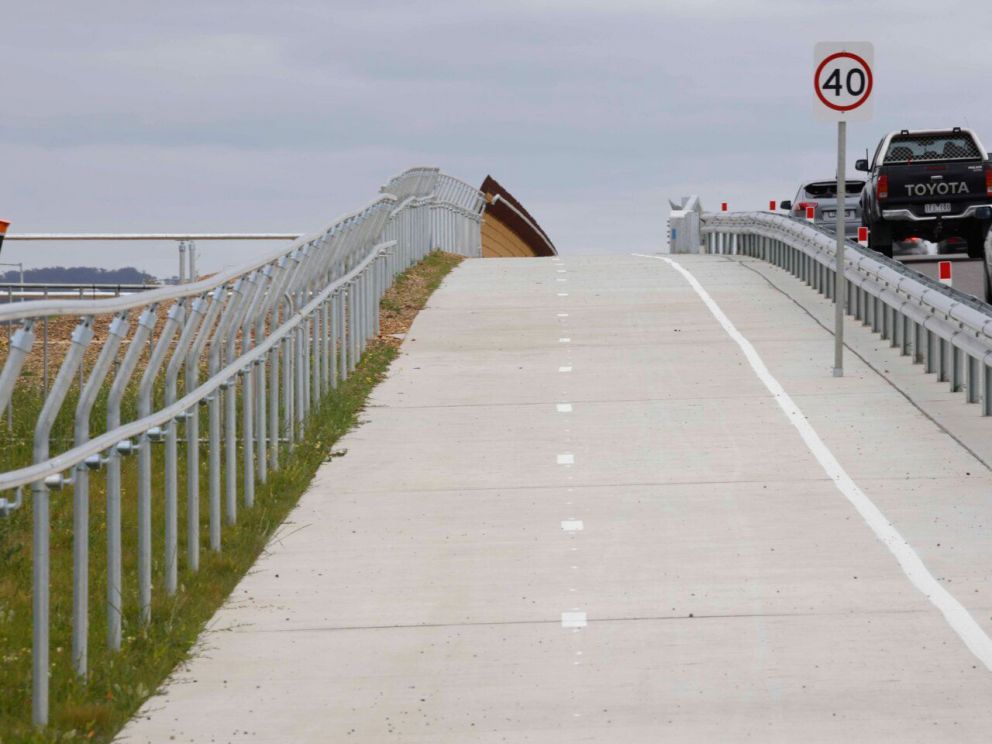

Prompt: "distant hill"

[0,266,158,284]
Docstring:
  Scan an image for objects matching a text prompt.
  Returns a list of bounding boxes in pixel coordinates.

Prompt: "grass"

[0,251,463,742]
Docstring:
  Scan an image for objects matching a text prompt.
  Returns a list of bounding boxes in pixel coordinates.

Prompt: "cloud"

[1,0,991,273]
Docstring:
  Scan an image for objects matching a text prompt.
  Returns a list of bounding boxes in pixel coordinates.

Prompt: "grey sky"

[2,0,990,277]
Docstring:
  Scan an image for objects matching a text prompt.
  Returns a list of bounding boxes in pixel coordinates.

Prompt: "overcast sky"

[2,0,990,277]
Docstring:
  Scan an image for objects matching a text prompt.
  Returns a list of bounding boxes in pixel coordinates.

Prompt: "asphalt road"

[898,253,986,301]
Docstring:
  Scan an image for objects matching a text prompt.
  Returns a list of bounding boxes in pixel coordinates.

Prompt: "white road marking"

[557,269,567,273]
[557,278,567,282]
[557,453,574,465]
[635,252,992,671]
[561,520,584,532]
[557,313,569,317]
[558,366,572,373]
[558,292,569,297]
[557,403,573,413]
[559,337,571,343]
[561,611,587,628]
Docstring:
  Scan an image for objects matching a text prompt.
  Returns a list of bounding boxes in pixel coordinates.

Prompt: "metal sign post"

[813,42,874,377]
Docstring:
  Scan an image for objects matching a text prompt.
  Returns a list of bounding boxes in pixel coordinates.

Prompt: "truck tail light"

[878,175,889,200]
[985,166,992,197]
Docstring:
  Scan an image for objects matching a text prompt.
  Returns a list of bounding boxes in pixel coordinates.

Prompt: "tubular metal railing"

[0,167,485,727]
[700,211,992,412]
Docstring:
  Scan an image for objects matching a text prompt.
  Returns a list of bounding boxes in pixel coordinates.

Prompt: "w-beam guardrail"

[700,210,992,412]
[0,166,484,727]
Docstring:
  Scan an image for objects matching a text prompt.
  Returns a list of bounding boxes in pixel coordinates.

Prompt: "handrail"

[490,194,558,256]
[699,209,992,413]
[5,233,302,241]
[0,243,389,493]
[0,197,395,322]
[0,166,486,728]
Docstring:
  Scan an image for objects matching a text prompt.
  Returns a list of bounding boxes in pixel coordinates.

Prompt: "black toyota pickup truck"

[857,128,992,266]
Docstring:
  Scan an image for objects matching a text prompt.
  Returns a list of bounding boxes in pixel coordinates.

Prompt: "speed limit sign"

[813,42,874,121]
[812,42,873,378]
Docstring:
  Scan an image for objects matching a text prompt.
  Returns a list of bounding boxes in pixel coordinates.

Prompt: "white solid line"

[561,520,584,531]
[557,453,574,465]
[633,252,992,671]
[558,366,572,373]
[561,611,587,628]
[557,403,573,413]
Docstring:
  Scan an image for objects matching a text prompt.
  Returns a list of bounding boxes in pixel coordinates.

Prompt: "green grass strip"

[0,251,463,742]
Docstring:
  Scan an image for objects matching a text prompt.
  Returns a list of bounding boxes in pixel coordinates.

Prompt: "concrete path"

[119,255,992,743]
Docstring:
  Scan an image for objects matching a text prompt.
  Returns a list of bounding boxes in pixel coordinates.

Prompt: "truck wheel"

[867,220,893,258]
[965,222,990,260]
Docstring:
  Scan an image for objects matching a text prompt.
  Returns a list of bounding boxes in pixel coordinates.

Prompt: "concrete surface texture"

[117,254,992,743]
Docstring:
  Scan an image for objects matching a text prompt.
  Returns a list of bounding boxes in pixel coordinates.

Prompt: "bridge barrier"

[666,195,703,254]
[700,210,992,412]
[0,167,484,727]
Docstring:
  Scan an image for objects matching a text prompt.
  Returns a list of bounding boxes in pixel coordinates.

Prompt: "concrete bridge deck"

[120,254,992,743]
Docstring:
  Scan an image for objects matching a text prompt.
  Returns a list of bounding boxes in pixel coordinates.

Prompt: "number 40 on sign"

[813,42,874,122]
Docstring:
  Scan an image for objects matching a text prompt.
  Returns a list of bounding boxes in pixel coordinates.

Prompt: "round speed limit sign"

[813,42,874,122]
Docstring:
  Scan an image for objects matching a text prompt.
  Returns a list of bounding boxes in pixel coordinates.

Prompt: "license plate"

[924,202,951,214]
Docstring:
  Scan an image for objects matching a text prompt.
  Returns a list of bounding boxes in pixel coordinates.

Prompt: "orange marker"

[0,220,8,256]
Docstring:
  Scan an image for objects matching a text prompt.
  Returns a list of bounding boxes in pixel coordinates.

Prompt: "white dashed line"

[557,313,569,317]
[559,337,571,343]
[561,611,587,628]
[561,520,584,532]
[558,366,572,373]
[557,292,569,297]
[556,403,572,413]
[556,453,574,465]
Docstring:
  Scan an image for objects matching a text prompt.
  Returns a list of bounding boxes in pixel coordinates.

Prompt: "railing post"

[33,317,94,727]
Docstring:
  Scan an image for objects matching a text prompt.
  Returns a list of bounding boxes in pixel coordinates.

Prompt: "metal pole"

[178,240,187,284]
[188,240,197,282]
[833,119,847,377]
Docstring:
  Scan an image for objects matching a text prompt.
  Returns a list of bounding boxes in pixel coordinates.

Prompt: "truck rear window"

[883,133,981,163]
[804,181,865,197]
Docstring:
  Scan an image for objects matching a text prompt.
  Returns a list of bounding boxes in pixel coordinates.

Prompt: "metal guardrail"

[701,211,992,413]
[0,283,158,301]
[0,167,485,727]
[2,234,305,287]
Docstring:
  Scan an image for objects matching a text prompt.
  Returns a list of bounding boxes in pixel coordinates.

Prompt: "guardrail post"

[967,354,980,403]
[938,338,950,383]
[137,302,184,623]
[32,317,94,727]
[984,364,992,416]
[951,346,963,393]
[224,378,238,526]
[283,332,294,448]
[269,345,280,470]
[925,330,937,374]
[72,313,129,678]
